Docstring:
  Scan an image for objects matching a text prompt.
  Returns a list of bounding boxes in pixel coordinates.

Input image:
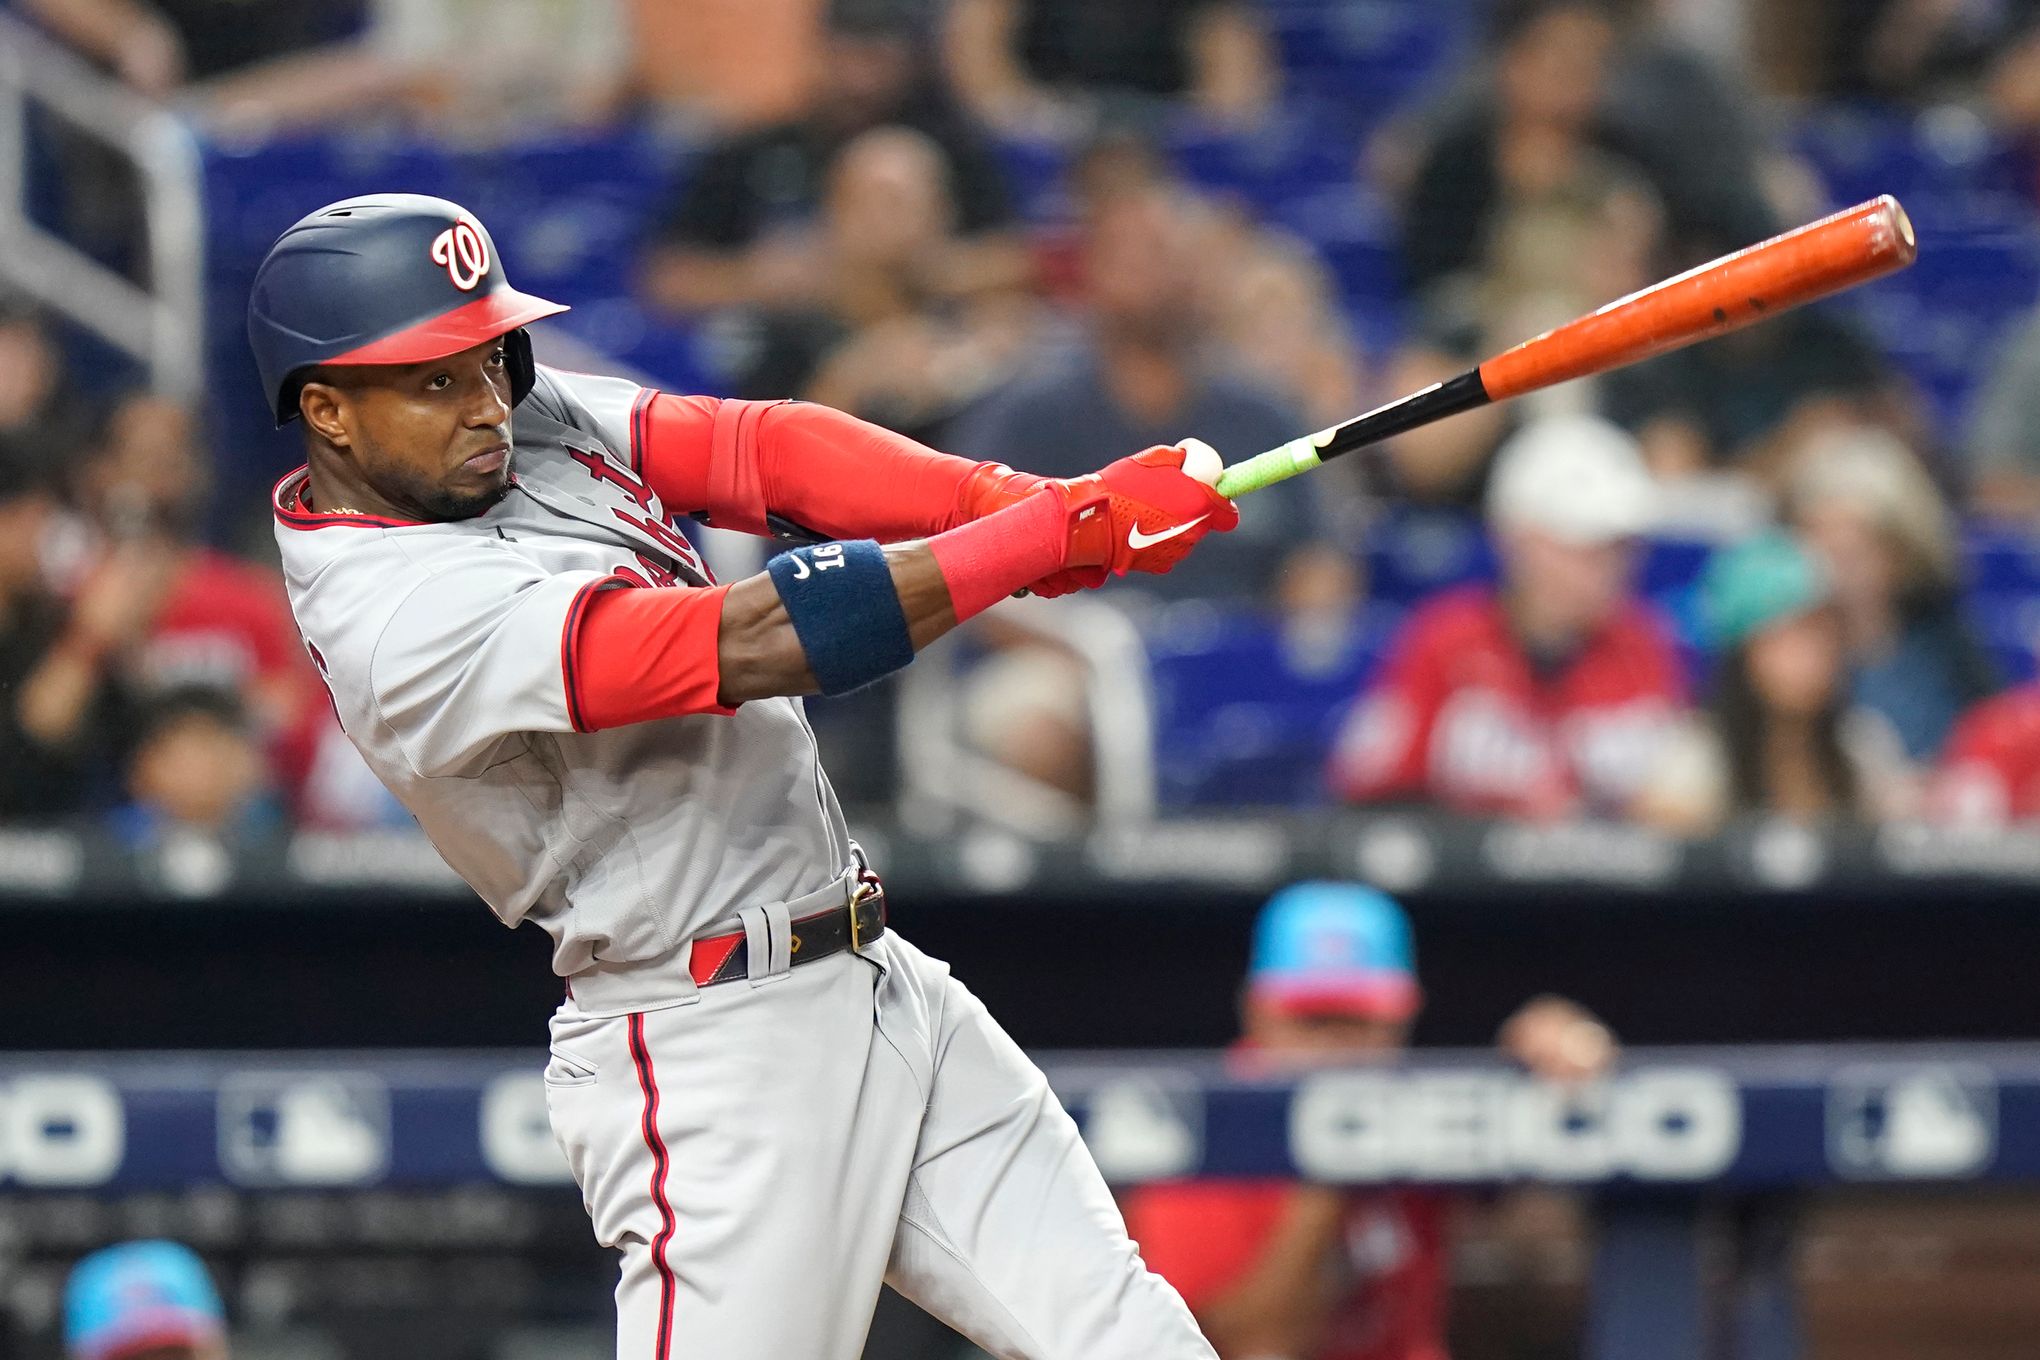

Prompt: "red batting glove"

[951,446,1237,597]
[928,442,1238,621]
[1053,443,1239,583]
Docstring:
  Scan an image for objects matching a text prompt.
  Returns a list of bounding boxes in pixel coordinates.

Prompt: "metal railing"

[896,595,1158,838]
[0,12,205,398]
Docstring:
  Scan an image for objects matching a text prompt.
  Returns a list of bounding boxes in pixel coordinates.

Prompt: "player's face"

[303,336,515,521]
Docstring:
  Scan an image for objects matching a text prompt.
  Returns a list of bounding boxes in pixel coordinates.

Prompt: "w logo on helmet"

[431,219,491,291]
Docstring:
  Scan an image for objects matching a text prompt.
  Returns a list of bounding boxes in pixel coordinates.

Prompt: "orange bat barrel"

[1478,194,1917,401]
[1213,196,1917,500]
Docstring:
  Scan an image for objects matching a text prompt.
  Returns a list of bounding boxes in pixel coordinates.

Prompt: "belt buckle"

[849,874,882,952]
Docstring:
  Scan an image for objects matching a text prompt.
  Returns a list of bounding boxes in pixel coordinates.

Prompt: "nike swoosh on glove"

[1056,441,1240,583]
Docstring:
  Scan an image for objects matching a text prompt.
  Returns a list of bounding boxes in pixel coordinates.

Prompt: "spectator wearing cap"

[1121,882,1615,1360]
[65,1240,228,1360]
[1330,416,1685,819]
[1634,533,1911,836]
[640,0,1026,320]
[0,456,132,821]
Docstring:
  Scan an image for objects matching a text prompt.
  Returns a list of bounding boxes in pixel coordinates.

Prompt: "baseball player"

[246,193,1235,1360]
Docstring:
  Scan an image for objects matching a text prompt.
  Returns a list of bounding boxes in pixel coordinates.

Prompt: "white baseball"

[1177,437,1223,487]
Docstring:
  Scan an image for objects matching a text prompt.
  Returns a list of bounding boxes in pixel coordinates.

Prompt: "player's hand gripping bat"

[1210,195,1919,500]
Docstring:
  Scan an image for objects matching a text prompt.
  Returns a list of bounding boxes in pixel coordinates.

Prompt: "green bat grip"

[1210,371,1495,498]
[1213,432,1331,499]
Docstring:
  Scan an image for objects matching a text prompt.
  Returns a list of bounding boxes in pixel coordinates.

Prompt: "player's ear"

[298,380,352,448]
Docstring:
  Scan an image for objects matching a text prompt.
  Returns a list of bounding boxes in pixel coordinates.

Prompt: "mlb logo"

[1826,1064,1997,1180]
[217,1072,391,1186]
[1076,1075,1202,1183]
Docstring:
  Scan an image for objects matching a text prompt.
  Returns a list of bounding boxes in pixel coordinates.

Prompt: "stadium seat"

[1146,604,1397,806]
[1360,509,1493,607]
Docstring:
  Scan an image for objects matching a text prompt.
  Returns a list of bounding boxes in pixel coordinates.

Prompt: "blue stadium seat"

[991,136,1071,223]
[1360,509,1492,606]
[1978,592,2040,685]
[1262,0,1482,135]
[1967,525,2040,594]
[1146,604,1396,806]
[1793,106,2040,426]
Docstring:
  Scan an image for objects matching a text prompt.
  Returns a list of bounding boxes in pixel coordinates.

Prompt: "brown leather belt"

[686,884,886,987]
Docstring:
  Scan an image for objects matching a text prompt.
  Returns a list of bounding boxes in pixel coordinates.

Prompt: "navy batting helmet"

[246,193,569,426]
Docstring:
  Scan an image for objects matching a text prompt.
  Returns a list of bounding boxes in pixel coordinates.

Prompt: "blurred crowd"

[10,0,2040,845]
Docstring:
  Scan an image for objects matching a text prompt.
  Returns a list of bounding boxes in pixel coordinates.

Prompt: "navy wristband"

[767,540,916,695]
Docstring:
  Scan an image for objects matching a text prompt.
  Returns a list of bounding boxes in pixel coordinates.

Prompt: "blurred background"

[5,0,2040,1356]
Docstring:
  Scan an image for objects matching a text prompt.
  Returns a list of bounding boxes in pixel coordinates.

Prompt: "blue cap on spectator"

[1700,531,1830,648]
[1248,882,1421,1019]
[65,1241,225,1360]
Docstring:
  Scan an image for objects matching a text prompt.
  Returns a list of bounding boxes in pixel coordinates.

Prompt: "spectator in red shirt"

[1121,882,1616,1360]
[1329,415,1684,818]
[74,393,323,797]
[1933,685,2040,825]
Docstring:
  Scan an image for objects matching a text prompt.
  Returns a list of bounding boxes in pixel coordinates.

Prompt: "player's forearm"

[716,491,1065,705]
[715,545,957,704]
[751,400,1040,541]
[634,394,1040,543]
[586,451,1228,720]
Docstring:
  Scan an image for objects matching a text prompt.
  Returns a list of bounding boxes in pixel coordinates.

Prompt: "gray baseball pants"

[543,929,1216,1360]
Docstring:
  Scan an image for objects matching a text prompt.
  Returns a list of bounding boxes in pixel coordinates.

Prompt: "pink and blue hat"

[1248,882,1422,1020]
[65,1241,224,1360]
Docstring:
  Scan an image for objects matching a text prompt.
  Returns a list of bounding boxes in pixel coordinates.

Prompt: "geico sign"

[1291,1068,1739,1183]
[0,1076,125,1186]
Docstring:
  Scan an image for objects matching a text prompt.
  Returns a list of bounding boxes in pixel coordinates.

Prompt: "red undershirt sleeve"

[566,579,737,730]
[636,392,1036,542]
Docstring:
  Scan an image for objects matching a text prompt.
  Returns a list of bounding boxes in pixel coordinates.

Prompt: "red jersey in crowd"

[1933,685,2040,824]
[136,549,307,698]
[1329,587,1684,818]
[133,547,323,786]
[1123,1180,1450,1360]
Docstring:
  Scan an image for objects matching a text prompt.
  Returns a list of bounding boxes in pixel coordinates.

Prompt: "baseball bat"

[1213,194,1918,499]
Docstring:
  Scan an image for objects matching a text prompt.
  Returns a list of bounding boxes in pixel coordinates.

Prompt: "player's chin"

[421,471,510,521]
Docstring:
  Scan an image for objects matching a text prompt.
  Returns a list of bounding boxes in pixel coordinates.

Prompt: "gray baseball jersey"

[273,364,853,1007]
